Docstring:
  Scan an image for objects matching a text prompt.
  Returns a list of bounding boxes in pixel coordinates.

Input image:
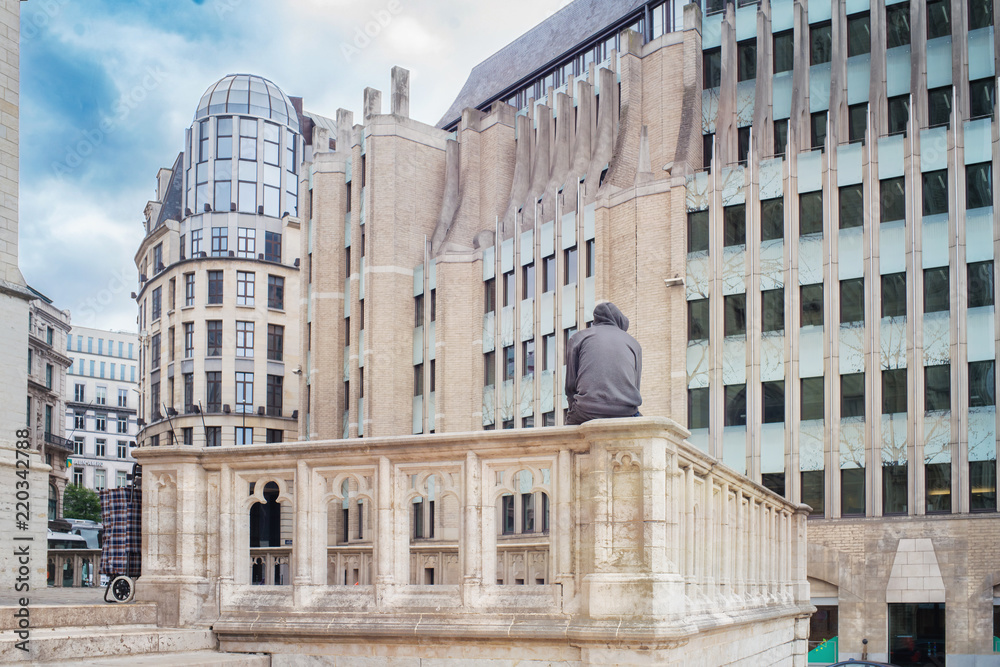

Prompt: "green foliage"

[63,484,102,522]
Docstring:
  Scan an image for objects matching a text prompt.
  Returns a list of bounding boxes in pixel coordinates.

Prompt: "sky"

[19,0,571,331]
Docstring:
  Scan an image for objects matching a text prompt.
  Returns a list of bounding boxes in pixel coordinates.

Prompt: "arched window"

[499,470,549,535]
[249,482,281,548]
[411,474,437,539]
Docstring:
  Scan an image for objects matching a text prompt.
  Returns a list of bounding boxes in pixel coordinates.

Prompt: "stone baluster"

[375,455,394,606]
[555,449,574,603]
[462,451,482,605]
[293,460,310,604]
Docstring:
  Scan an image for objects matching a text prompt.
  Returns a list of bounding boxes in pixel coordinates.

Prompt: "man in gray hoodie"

[564,301,643,425]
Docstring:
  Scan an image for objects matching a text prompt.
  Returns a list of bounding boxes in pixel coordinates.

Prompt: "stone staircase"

[0,600,268,666]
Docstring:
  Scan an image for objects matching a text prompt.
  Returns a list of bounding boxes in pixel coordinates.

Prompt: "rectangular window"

[688,298,709,341]
[799,191,823,236]
[542,256,557,292]
[923,267,950,313]
[264,231,282,262]
[94,469,106,490]
[737,126,751,164]
[236,227,256,258]
[922,169,949,216]
[839,184,864,229]
[970,0,994,30]
[847,13,871,57]
[841,372,865,418]
[841,467,865,516]
[95,415,106,432]
[801,284,824,327]
[688,387,710,430]
[927,86,953,127]
[267,324,284,361]
[564,247,578,286]
[118,388,128,407]
[968,260,995,308]
[724,294,746,336]
[881,272,907,318]
[267,374,283,416]
[881,177,906,223]
[205,426,221,447]
[969,459,997,511]
[723,204,745,247]
[703,133,714,168]
[848,103,867,143]
[737,40,756,83]
[502,270,515,307]
[237,271,255,306]
[882,368,908,414]
[522,340,534,376]
[207,270,223,304]
[773,119,788,156]
[117,441,128,459]
[969,360,996,407]
[886,3,911,48]
[211,227,228,257]
[542,333,555,371]
[74,412,85,429]
[773,30,793,74]
[926,0,950,39]
[268,275,284,309]
[967,162,993,210]
[688,210,709,253]
[117,416,128,434]
[151,287,161,321]
[484,278,496,313]
[522,263,535,299]
[924,364,951,412]
[926,461,951,513]
[503,345,515,382]
[483,350,496,386]
[801,470,825,516]
[703,47,721,88]
[724,384,746,426]
[887,95,910,135]
[883,462,908,515]
[72,437,83,455]
[810,22,832,65]
[74,383,85,402]
[190,228,203,256]
[810,111,827,151]
[761,288,785,333]
[96,386,107,405]
[184,373,193,412]
[266,428,283,444]
[150,333,161,368]
[801,377,825,421]
[762,380,785,423]
[180,234,186,260]
[970,78,995,119]
[235,372,253,413]
[236,321,254,357]
[94,439,106,458]
[413,363,423,397]
[760,198,783,242]
[840,278,865,324]
[184,273,195,306]
[207,320,223,357]
[585,239,595,278]
[184,322,194,358]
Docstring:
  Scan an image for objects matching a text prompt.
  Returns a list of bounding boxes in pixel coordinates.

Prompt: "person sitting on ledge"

[564,301,643,425]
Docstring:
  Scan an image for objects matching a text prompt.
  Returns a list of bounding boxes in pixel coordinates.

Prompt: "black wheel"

[107,575,135,603]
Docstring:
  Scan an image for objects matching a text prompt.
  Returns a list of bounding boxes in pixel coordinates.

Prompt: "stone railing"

[47,549,102,587]
[134,417,813,665]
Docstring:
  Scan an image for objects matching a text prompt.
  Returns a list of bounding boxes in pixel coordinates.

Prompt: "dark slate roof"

[156,153,185,227]
[436,0,646,128]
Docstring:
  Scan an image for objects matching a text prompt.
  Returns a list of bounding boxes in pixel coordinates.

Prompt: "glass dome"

[194,74,299,132]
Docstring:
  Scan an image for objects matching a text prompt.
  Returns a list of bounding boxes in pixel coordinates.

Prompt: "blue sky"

[19,0,566,331]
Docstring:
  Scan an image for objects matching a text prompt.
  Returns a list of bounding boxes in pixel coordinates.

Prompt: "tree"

[63,484,102,522]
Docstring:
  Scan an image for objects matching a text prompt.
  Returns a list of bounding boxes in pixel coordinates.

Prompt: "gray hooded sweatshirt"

[564,302,643,417]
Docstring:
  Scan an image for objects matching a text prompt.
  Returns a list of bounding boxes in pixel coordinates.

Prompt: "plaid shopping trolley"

[99,464,142,603]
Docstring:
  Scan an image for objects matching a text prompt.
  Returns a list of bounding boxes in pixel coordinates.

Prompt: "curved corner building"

[134,74,304,448]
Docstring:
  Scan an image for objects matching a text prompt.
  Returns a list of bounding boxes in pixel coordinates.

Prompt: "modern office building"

[292,0,1000,663]
[63,325,140,493]
[25,287,73,519]
[134,74,315,450]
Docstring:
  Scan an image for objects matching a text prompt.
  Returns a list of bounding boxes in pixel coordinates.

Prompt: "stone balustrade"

[46,549,102,588]
[134,417,813,665]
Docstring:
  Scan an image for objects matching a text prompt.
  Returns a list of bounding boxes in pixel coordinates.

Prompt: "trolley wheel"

[106,575,135,604]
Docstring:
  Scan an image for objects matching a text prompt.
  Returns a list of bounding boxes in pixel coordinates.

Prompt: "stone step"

[0,602,158,630]
[30,650,271,666]
[0,625,217,664]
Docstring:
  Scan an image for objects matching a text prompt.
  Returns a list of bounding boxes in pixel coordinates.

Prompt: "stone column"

[293,459,311,605]
[461,451,481,605]
[555,449,575,603]
[375,455,394,606]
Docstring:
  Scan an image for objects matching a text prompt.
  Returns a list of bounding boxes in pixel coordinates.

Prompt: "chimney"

[391,66,410,118]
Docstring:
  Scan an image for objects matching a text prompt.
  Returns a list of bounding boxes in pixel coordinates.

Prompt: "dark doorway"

[889,602,946,666]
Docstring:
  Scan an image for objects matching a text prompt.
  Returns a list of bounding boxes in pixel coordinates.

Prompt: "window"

[149,287,161,321]
[522,340,534,376]
[841,373,865,418]
[267,375,283,416]
[810,111,827,151]
[969,261,995,307]
[887,95,910,135]
[204,426,221,448]
[703,47,721,88]
[74,383,85,402]
[760,198,783,242]
[150,333,161,368]
[703,133,715,169]
[117,416,128,434]
[847,12,871,57]
[414,293,424,328]
[810,22,831,65]
[840,278,865,324]
[801,284,824,327]
[190,229,203,256]
[268,275,284,309]
[737,126,751,164]
[926,461,951,513]
[926,0,950,39]
[95,469,106,490]
[967,162,993,210]
[799,191,823,235]
[118,388,128,408]
[774,119,788,156]
[266,429,283,444]
[236,321,254,357]
[484,279,496,313]
[116,441,128,459]
[182,272,194,307]
[542,333,555,371]
[925,364,950,412]
[503,345,515,382]
[184,322,194,358]
[73,412,84,429]
[688,210,709,253]
[883,462,908,515]
[969,360,995,407]
[773,30,793,74]
[882,368,908,414]
[886,3,911,48]
[737,39,756,82]
[413,363,424,396]
[725,384,747,426]
[235,372,253,413]
[483,351,496,386]
[237,227,255,258]
[841,467,865,516]
[761,288,784,333]
[848,103,867,143]
[839,184,864,229]
[564,247,578,285]
[762,381,785,423]
[184,373,194,411]
[73,437,83,455]
[237,271,255,306]
[801,377,824,421]
[881,177,906,223]
[502,271,515,307]
[687,298,711,343]
[585,240,595,278]
[923,267,949,313]
[96,386,106,406]
[724,294,746,336]
[970,77,996,119]
[688,387,710,429]
[264,231,282,262]
[723,204,745,247]
[116,470,128,488]
[208,270,223,304]
[211,227,228,256]
[881,273,907,318]
[970,0,994,30]
[267,324,284,361]
[46,327,53,345]
[95,439,106,457]
[927,86,952,127]
[522,263,535,299]
[207,321,223,356]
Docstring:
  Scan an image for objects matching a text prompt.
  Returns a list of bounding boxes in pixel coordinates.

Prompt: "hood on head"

[593,301,629,331]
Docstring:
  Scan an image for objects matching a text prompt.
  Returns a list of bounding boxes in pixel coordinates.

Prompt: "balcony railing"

[44,431,75,452]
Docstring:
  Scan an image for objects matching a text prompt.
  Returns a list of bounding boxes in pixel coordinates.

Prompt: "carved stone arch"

[243,475,293,512]
[489,464,552,503]
[611,451,642,472]
[403,469,459,506]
